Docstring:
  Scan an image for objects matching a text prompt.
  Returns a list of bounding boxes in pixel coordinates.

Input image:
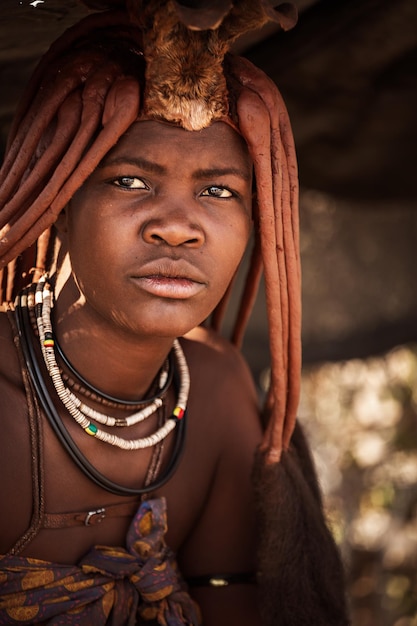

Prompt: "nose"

[141,209,205,248]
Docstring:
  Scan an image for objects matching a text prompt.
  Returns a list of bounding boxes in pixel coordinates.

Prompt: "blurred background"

[1,1,416,623]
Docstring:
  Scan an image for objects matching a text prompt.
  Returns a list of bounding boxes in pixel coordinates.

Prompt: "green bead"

[85,423,98,436]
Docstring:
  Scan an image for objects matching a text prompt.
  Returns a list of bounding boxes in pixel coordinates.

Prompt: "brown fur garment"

[253,422,351,625]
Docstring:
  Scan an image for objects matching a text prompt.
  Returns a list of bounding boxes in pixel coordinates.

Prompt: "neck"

[53,278,176,402]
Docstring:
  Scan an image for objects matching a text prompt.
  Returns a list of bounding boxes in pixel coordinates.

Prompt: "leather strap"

[42,500,139,528]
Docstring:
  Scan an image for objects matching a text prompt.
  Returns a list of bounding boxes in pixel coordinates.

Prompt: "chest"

[0,377,217,564]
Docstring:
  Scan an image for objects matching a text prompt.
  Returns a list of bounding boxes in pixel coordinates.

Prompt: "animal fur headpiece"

[84,0,297,130]
[0,0,301,462]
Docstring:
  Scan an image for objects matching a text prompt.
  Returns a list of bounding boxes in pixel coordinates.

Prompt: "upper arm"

[0,309,35,552]
[178,331,263,624]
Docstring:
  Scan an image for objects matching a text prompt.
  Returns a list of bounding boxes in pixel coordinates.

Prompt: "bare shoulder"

[181,324,262,452]
[183,325,258,398]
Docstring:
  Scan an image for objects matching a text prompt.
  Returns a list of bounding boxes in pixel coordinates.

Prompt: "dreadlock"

[0,5,301,464]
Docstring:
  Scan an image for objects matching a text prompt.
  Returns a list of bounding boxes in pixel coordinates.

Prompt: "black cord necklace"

[54,333,174,408]
[15,291,187,497]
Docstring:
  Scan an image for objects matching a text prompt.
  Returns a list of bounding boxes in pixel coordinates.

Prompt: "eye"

[201,186,233,198]
[112,176,148,190]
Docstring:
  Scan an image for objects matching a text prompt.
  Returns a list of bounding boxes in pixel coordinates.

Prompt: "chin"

[115,313,204,341]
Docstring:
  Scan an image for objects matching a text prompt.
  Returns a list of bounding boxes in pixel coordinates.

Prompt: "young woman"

[0,2,350,624]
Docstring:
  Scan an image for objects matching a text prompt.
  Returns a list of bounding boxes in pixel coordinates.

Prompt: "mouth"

[130,261,207,299]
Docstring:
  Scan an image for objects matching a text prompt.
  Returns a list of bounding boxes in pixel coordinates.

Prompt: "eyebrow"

[99,156,166,175]
[99,157,251,182]
[192,167,252,182]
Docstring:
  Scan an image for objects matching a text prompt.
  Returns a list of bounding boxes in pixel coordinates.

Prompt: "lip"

[130,260,207,299]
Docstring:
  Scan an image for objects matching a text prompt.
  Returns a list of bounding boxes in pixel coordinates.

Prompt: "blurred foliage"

[298,344,417,626]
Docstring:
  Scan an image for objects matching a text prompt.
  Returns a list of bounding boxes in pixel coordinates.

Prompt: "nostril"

[142,220,204,247]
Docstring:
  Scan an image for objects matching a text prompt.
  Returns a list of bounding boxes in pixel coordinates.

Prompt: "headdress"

[0,0,300,463]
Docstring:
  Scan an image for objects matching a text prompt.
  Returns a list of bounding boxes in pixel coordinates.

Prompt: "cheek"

[228,217,252,262]
[67,220,114,290]
[70,205,117,256]
[214,222,251,283]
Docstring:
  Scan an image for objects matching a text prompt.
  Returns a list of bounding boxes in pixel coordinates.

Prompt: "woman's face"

[65,120,253,339]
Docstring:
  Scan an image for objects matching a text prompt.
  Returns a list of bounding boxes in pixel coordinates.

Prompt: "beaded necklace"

[27,286,174,412]
[15,278,188,496]
[31,275,189,450]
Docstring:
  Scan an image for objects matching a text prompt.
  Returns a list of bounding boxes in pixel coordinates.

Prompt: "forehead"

[102,120,251,172]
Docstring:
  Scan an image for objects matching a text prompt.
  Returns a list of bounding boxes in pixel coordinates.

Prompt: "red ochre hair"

[0,4,301,463]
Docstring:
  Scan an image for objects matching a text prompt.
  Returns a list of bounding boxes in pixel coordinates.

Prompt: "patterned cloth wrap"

[0,498,201,625]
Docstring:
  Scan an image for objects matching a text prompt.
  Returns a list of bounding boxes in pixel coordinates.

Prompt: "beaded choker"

[14,276,188,496]
[54,335,173,411]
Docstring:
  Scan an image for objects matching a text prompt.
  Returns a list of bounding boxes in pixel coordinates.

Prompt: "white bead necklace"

[33,276,190,450]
